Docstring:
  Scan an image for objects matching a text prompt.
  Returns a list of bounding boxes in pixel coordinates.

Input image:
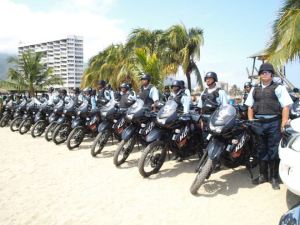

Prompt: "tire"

[52,123,71,145]
[67,127,85,150]
[138,141,167,178]
[45,121,58,141]
[10,117,22,132]
[113,137,136,166]
[19,118,32,135]
[190,158,213,195]
[31,120,47,138]
[0,114,10,127]
[90,130,111,157]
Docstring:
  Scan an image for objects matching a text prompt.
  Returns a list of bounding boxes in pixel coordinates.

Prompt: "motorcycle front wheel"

[113,137,135,166]
[31,120,47,138]
[0,114,10,127]
[67,127,85,150]
[190,157,213,195]
[52,123,71,145]
[90,130,111,157]
[10,117,22,132]
[19,118,32,135]
[45,121,58,141]
[138,140,167,178]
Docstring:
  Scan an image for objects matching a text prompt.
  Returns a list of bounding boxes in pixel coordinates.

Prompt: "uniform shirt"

[92,88,115,109]
[169,91,191,114]
[197,86,228,108]
[47,93,57,105]
[245,84,293,117]
[184,88,191,97]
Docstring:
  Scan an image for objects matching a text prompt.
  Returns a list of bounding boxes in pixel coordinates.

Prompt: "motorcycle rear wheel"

[138,140,167,178]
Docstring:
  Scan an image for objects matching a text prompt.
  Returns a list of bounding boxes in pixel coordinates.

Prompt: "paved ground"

[0,127,299,225]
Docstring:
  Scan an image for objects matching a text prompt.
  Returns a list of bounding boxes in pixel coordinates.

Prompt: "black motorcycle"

[138,100,203,178]
[113,99,157,166]
[44,99,65,141]
[52,97,76,145]
[0,100,17,127]
[31,100,54,138]
[66,99,100,150]
[189,104,259,195]
[9,99,27,132]
[18,99,40,134]
[90,100,128,157]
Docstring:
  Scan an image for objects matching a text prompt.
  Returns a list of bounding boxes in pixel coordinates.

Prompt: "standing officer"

[245,62,293,190]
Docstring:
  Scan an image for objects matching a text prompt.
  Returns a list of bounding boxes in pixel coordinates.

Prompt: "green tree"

[229,84,243,98]
[0,51,62,96]
[266,0,300,66]
[163,24,204,91]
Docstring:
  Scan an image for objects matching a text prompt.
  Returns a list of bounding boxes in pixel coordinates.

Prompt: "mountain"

[0,53,13,80]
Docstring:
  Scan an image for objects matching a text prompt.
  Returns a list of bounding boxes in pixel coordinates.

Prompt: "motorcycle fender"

[97,120,110,133]
[57,117,66,124]
[71,118,82,129]
[207,137,226,161]
[122,125,136,141]
[145,127,164,143]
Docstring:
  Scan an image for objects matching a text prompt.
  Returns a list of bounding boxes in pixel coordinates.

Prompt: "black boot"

[270,160,280,190]
[252,160,268,185]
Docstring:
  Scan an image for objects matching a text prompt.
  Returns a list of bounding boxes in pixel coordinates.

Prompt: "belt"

[255,116,280,123]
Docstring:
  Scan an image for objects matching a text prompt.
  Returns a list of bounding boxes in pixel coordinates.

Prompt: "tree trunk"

[186,72,192,92]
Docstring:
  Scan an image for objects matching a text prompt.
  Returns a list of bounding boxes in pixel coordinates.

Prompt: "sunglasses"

[259,71,272,75]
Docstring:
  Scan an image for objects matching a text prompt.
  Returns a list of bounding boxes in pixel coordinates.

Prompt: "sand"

[0,127,299,225]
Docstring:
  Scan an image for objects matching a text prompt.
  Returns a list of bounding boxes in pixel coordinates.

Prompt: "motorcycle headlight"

[77,111,81,115]
[101,112,107,117]
[63,109,67,113]
[290,135,300,152]
[126,114,133,120]
[141,123,146,128]
[209,123,222,133]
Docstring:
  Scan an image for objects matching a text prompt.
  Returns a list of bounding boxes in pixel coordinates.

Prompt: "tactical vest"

[243,92,249,103]
[201,88,220,114]
[97,88,109,106]
[253,82,281,115]
[168,90,185,111]
[139,85,154,107]
[119,93,133,108]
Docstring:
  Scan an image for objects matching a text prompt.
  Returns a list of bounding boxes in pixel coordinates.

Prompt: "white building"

[18,36,84,90]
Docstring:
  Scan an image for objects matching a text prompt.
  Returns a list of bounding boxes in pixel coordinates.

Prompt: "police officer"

[169,80,191,114]
[245,62,293,190]
[118,83,136,108]
[197,72,228,114]
[243,82,252,104]
[95,80,114,107]
[139,73,159,110]
[46,87,56,105]
[179,80,191,97]
[162,86,170,102]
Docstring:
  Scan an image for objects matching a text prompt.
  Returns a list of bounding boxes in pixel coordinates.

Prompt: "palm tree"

[266,0,300,66]
[0,51,62,96]
[163,24,204,91]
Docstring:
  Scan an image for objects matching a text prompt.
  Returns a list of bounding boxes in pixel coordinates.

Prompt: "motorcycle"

[18,98,40,134]
[66,99,100,150]
[0,100,17,127]
[189,104,259,195]
[113,99,156,166]
[90,100,128,157]
[138,100,203,178]
[52,97,76,145]
[44,99,64,141]
[9,99,27,132]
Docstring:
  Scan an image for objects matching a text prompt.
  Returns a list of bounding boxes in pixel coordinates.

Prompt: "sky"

[0,0,299,88]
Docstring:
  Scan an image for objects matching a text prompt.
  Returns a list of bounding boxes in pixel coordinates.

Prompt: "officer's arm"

[281,106,289,130]
[247,107,254,120]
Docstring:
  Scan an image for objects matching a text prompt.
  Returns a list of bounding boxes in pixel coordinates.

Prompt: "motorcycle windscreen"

[211,104,236,126]
[77,99,89,113]
[157,100,178,119]
[64,97,75,110]
[126,99,144,115]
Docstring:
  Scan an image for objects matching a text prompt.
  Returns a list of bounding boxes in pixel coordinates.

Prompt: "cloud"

[0,0,126,61]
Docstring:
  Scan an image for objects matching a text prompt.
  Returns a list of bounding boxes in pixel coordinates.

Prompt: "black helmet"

[258,63,275,75]
[97,80,106,87]
[59,89,67,95]
[140,73,151,81]
[204,72,218,82]
[120,83,130,90]
[74,87,80,94]
[48,87,54,93]
[83,87,93,95]
[171,80,182,89]
[244,82,252,88]
[179,80,185,89]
